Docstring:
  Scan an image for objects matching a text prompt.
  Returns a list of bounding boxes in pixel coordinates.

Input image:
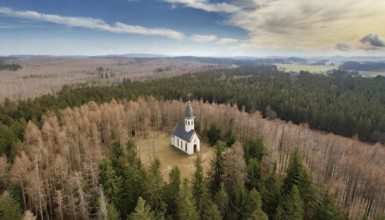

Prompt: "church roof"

[185,101,194,118]
[172,124,195,142]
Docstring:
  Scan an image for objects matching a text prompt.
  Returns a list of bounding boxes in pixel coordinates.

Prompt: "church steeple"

[185,101,194,132]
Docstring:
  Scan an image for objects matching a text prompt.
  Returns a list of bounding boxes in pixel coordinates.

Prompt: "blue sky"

[0,0,385,56]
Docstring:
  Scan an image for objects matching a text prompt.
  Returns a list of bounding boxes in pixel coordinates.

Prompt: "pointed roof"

[185,101,194,118]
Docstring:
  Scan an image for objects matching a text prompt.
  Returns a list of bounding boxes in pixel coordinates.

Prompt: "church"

[171,101,200,155]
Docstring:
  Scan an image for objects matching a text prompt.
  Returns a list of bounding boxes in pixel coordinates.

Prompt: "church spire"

[185,101,194,118]
[185,101,194,132]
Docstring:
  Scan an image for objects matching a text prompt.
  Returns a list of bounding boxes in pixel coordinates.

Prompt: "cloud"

[360,33,385,48]
[217,38,238,44]
[163,0,385,52]
[191,34,218,42]
[0,7,184,39]
[335,43,351,51]
[163,0,239,13]
[191,34,241,45]
[233,0,385,51]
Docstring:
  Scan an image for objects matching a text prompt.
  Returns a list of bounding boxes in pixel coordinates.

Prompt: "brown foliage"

[222,142,246,197]
[10,97,385,219]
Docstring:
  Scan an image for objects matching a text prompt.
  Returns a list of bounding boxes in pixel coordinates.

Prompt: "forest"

[3,66,385,161]
[1,67,385,219]
[339,61,385,72]
[1,98,384,219]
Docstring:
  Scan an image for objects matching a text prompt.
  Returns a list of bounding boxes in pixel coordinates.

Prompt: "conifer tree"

[192,154,206,215]
[262,165,282,218]
[246,158,261,190]
[275,185,304,220]
[229,187,268,220]
[228,186,247,220]
[128,197,157,220]
[126,141,141,168]
[111,141,128,177]
[283,148,316,218]
[208,144,225,195]
[207,124,221,146]
[192,154,221,219]
[107,203,120,220]
[314,193,347,220]
[201,199,222,220]
[145,158,166,214]
[214,183,229,218]
[243,138,265,163]
[99,160,124,212]
[0,191,23,220]
[244,189,268,220]
[164,166,181,219]
[178,179,199,220]
[122,141,148,216]
[225,128,236,147]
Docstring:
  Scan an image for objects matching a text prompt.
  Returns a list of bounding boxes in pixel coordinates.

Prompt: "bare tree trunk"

[34,161,44,220]
[75,172,88,219]
[56,190,63,220]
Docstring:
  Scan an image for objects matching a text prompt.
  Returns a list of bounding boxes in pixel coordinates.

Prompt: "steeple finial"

[185,101,193,118]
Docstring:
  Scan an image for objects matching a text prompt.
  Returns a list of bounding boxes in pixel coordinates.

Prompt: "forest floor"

[135,131,214,181]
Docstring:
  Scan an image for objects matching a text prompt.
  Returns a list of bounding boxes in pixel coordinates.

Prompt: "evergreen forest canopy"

[2,66,385,161]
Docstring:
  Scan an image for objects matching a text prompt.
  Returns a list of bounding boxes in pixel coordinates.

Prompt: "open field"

[135,131,214,181]
[276,63,335,74]
[359,71,385,77]
[0,57,225,102]
[276,63,385,77]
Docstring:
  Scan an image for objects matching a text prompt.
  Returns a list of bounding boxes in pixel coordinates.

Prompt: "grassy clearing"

[135,131,214,181]
[276,63,385,78]
[359,71,385,77]
[276,63,334,74]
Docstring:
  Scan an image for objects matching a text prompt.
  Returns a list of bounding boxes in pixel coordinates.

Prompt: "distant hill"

[91,53,169,58]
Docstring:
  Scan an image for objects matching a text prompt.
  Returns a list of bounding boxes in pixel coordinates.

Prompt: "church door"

[193,144,197,153]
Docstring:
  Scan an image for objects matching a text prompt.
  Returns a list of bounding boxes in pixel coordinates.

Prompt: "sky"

[0,0,385,57]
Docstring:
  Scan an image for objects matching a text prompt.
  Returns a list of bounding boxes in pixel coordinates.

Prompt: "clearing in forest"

[135,131,214,181]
